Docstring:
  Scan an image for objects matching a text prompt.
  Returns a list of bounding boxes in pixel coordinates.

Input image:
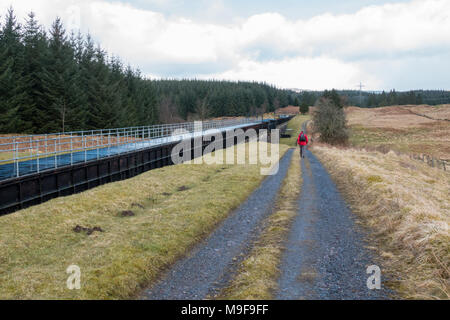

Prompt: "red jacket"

[297,132,308,146]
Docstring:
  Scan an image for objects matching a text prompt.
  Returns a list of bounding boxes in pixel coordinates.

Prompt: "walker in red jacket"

[297,131,308,158]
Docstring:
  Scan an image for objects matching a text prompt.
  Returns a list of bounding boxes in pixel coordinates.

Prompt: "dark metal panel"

[41,174,57,194]
[156,149,162,168]
[0,184,19,208]
[20,179,40,201]
[57,172,71,190]
[99,162,109,177]
[57,172,72,196]
[73,167,86,185]
[111,158,120,174]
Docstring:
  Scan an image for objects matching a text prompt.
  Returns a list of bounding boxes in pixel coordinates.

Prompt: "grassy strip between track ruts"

[218,149,302,299]
[313,145,449,299]
[0,141,288,299]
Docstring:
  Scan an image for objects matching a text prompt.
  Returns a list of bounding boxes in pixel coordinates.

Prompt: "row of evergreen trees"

[366,90,423,107]
[0,8,159,134]
[338,89,450,108]
[154,80,293,122]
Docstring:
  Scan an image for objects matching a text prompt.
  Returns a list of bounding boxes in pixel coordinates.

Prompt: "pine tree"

[322,89,344,108]
[19,12,51,133]
[300,99,309,114]
[0,7,23,132]
[40,17,85,132]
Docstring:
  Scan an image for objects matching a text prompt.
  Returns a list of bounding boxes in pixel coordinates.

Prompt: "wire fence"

[0,118,260,179]
[409,153,448,171]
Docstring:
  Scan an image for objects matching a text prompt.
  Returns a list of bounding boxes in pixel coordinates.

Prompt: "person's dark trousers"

[300,145,304,158]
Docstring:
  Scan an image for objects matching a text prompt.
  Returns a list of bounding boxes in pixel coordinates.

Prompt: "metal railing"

[0,118,260,179]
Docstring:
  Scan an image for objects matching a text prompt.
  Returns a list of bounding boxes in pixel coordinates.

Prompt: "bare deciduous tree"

[159,96,181,123]
[312,98,349,145]
[195,95,211,121]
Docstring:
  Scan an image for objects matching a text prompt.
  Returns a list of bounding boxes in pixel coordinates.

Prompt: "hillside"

[346,105,450,160]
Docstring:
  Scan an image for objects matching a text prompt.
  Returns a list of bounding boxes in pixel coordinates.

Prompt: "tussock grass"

[0,141,288,299]
[219,150,302,299]
[313,145,449,299]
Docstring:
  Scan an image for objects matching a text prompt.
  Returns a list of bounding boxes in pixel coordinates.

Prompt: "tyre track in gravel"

[276,148,391,300]
[142,149,294,300]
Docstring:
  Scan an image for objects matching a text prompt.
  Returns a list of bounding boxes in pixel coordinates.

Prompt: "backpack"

[299,133,306,142]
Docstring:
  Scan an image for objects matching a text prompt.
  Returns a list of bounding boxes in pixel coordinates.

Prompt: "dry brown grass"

[405,104,450,121]
[346,105,450,160]
[0,141,288,299]
[313,145,449,299]
[218,150,301,300]
[346,105,450,128]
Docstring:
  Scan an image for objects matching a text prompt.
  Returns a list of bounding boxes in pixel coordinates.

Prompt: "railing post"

[116,128,119,155]
[36,138,40,173]
[29,137,32,167]
[108,130,111,157]
[14,138,19,177]
[54,138,58,168]
[70,133,73,165]
[97,136,100,159]
[97,132,100,160]
[83,133,87,162]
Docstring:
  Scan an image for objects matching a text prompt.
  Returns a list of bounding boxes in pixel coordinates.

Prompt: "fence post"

[54,138,58,168]
[36,138,40,173]
[84,133,87,162]
[97,135,100,160]
[29,137,32,163]
[70,133,73,165]
[14,138,19,177]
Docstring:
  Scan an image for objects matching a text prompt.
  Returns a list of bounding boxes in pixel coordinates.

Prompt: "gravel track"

[276,149,391,300]
[142,149,294,300]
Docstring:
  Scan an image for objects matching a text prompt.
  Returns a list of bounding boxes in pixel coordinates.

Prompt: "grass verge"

[218,150,302,299]
[313,145,449,299]
[0,141,288,299]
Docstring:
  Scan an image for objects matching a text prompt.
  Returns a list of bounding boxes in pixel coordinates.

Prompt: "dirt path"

[276,149,391,300]
[142,149,294,300]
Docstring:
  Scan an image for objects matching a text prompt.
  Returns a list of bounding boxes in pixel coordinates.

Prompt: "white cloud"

[202,56,382,90]
[1,0,449,90]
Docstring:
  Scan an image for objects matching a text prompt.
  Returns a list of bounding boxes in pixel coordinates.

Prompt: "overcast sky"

[1,0,449,90]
